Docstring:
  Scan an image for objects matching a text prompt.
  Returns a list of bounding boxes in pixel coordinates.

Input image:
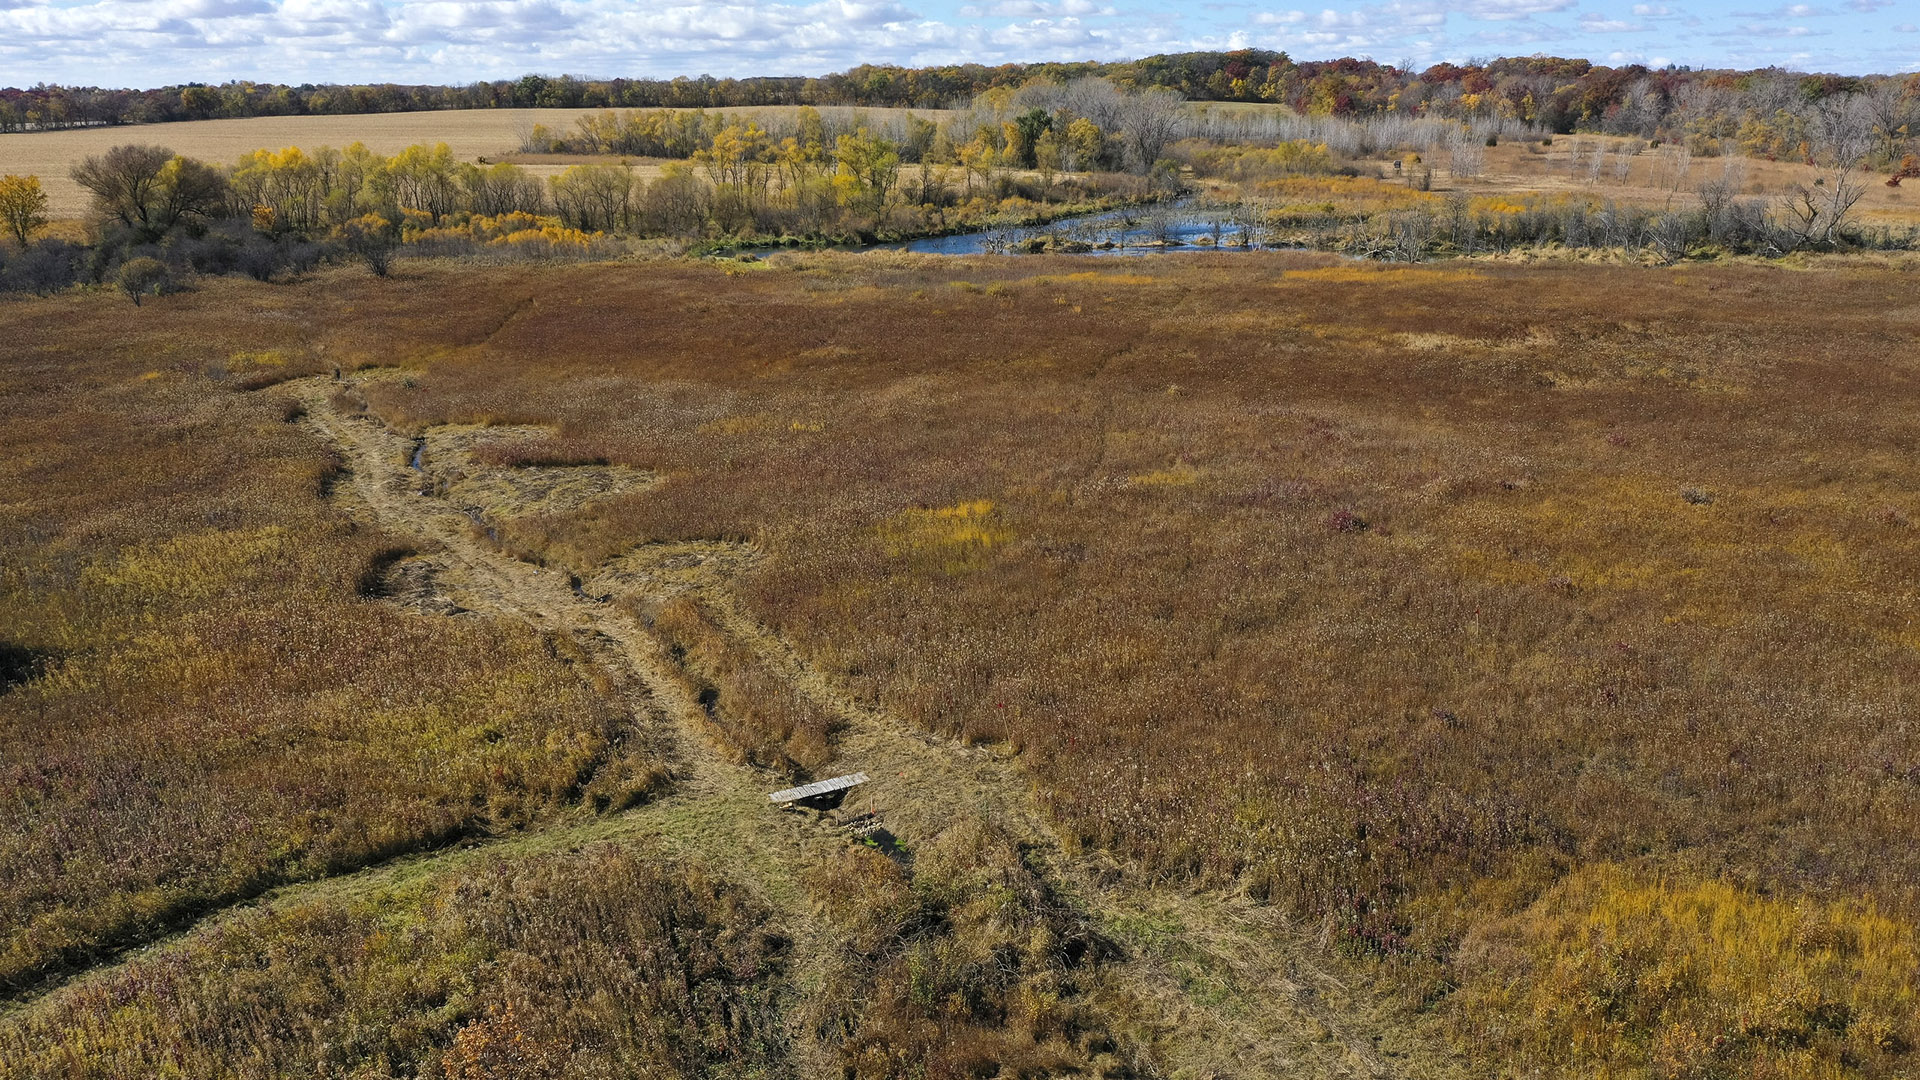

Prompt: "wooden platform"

[768,772,869,809]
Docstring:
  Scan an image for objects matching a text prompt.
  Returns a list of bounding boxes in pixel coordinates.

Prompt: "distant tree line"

[0,84,1198,296]
[4,51,1917,149]
[3,69,1914,298]
[527,81,1186,175]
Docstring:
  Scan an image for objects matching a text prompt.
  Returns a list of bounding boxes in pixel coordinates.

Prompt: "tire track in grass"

[679,586,1453,1079]
[292,373,845,1078]
[7,371,1467,1079]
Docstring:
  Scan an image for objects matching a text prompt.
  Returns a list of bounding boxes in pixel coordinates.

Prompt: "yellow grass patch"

[1454,864,1919,1080]
[1397,332,1489,351]
[1041,271,1157,286]
[227,348,294,373]
[85,526,290,601]
[879,499,1012,571]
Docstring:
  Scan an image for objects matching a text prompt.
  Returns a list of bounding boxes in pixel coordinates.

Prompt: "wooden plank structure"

[768,772,869,810]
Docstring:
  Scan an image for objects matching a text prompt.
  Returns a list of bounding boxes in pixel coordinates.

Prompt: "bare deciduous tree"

[1565,137,1587,180]
[1696,156,1750,245]
[1447,132,1485,181]
[1863,78,1919,167]
[1654,143,1693,204]
[1781,91,1874,247]
[71,144,173,231]
[1117,89,1184,174]
[549,163,636,232]
[1060,78,1128,138]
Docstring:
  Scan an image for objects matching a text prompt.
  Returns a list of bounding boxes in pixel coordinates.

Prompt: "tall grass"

[313,254,1920,1075]
[0,844,788,1079]
[1450,864,1918,1078]
[806,813,1127,1078]
[0,284,667,993]
[7,256,1920,1075]
[645,593,836,774]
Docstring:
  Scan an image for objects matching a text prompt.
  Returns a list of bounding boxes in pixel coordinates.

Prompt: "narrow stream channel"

[868,199,1283,256]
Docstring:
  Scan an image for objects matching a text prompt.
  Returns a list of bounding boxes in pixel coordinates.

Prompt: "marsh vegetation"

[5,47,1920,1080]
[4,249,1920,1077]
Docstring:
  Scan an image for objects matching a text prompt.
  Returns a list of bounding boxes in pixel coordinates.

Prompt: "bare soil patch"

[418,422,660,519]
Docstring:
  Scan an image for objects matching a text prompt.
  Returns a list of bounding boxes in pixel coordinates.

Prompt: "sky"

[0,0,1914,89]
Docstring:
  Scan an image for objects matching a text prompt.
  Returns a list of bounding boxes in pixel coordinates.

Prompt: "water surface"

[873,202,1278,256]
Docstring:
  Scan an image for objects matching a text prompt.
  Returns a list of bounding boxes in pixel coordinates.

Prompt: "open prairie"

[5,250,1920,1078]
[1415,137,1920,225]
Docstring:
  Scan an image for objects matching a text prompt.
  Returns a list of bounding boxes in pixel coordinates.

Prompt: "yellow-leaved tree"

[228,146,328,235]
[0,174,49,245]
[832,128,900,209]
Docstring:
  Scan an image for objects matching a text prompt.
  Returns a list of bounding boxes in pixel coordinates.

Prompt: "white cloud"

[1733,3,1836,15]
[278,0,389,25]
[0,0,1906,87]
[170,0,277,15]
[988,15,1101,45]
[1460,0,1573,20]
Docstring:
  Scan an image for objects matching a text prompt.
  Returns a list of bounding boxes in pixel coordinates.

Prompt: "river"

[868,201,1282,256]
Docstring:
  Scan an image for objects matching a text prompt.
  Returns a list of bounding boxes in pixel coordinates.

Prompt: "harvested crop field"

[0,105,940,218]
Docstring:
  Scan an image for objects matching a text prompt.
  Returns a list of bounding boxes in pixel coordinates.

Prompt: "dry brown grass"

[324,252,1920,1074]
[805,813,1132,1079]
[6,252,1920,1075]
[0,276,670,995]
[0,843,790,1079]
[1377,137,1920,225]
[647,593,838,775]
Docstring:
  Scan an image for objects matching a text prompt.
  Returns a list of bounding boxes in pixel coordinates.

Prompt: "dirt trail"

[5,372,1462,1078]
[293,375,856,1078]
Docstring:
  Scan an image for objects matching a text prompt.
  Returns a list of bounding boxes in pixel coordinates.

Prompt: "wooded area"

[5,50,1917,146]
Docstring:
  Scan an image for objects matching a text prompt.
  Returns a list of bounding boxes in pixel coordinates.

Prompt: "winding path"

[5,371,1461,1079]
